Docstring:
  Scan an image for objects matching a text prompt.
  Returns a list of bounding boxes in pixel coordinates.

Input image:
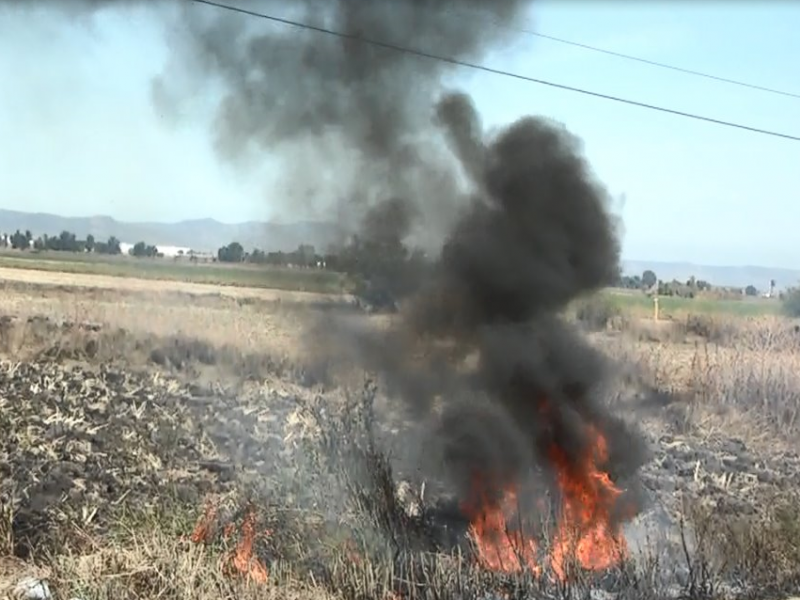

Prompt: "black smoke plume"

[347,98,648,506]
[5,0,648,520]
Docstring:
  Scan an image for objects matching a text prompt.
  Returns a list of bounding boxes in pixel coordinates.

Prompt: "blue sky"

[1,1,798,267]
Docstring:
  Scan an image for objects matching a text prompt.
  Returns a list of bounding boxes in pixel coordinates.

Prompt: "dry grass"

[39,505,339,600]
[0,266,351,301]
[0,279,799,599]
[597,314,800,448]
[0,277,357,365]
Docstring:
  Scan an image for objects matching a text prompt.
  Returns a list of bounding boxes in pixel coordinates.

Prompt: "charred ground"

[0,285,798,599]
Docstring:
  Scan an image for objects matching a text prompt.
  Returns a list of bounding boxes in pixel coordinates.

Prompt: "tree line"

[617,269,769,299]
[216,242,323,267]
[217,234,428,310]
[1,229,123,255]
[0,229,163,258]
[0,231,786,305]
[616,268,800,321]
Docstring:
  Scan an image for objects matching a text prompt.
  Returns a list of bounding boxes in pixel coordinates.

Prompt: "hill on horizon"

[621,259,800,293]
[0,209,340,254]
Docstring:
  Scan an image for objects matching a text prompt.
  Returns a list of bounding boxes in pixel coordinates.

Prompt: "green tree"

[658,280,674,296]
[85,234,95,253]
[131,241,146,257]
[10,230,28,249]
[249,248,266,264]
[94,236,120,255]
[130,241,159,257]
[745,285,758,297]
[217,241,245,263]
[107,236,121,255]
[642,270,657,289]
[297,244,317,267]
[57,230,79,251]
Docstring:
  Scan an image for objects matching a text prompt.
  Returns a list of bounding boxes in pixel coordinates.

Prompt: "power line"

[188,0,800,143]
[466,15,800,100]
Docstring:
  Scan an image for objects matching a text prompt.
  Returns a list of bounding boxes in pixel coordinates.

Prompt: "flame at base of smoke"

[461,422,632,582]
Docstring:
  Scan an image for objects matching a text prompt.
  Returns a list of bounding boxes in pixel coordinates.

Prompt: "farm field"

[0,267,798,599]
[603,286,782,317]
[0,250,349,294]
[0,250,782,317]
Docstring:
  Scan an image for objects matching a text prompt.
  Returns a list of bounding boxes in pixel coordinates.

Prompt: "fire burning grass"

[455,422,631,582]
[175,390,644,595]
[174,393,635,597]
[547,426,629,578]
[1,354,800,599]
[191,502,270,585]
[6,0,800,593]
[2,323,800,599]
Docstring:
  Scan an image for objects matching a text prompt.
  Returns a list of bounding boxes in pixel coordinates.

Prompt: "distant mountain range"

[0,209,797,290]
[0,209,340,254]
[621,260,799,292]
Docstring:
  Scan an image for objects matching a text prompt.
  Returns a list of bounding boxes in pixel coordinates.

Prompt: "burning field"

[2,0,800,598]
[1,289,800,600]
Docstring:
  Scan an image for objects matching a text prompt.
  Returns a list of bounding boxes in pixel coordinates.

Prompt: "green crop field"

[601,287,780,317]
[0,251,350,294]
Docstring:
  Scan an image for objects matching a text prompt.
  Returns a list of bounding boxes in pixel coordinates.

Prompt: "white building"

[154,245,193,258]
[119,242,196,258]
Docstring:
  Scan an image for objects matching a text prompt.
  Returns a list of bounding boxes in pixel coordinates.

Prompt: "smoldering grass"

[1,336,799,599]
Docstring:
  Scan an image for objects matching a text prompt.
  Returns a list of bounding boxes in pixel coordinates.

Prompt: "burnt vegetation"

[1,325,799,599]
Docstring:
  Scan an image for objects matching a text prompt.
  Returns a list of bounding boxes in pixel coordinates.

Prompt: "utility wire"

[188,0,800,142]
[464,14,800,100]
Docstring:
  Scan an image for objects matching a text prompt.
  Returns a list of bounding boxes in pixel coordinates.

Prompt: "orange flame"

[462,475,541,575]
[190,501,218,544]
[190,502,269,584]
[463,423,629,580]
[548,426,627,579]
[228,507,269,584]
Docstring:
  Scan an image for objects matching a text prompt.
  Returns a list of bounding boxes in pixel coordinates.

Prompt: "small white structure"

[153,245,192,258]
[185,249,215,262]
[118,242,196,258]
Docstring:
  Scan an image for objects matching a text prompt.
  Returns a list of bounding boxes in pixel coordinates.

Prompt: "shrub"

[782,287,800,318]
[573,295,624,331]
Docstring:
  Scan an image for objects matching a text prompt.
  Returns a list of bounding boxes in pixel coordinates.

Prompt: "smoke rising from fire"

[7,0,648,529]
[11,0,535,243]
[352,104,648,505]
[155,0,539,246]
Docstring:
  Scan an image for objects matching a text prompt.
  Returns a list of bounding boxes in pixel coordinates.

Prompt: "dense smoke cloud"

[6,0,647,518]
[0,0,529,239]
[150,0,643,504]
[348,100,645,503]
[151,0,535,244]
